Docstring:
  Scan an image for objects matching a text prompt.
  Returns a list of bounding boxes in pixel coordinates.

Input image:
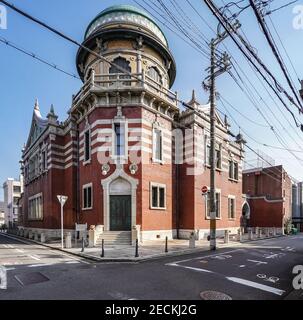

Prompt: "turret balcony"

[70,71,179,117]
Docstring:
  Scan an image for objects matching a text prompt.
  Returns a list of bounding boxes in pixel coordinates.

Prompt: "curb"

[0,231,288,263]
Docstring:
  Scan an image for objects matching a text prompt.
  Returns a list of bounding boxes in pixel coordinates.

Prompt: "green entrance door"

[110,195,131,231]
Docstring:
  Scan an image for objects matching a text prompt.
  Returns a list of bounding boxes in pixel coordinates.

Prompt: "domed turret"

[76,5,176,88]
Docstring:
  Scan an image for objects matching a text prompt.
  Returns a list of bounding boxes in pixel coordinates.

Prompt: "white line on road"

[166,263,214,273]
[65,261,80,264]
[226,277,285,296]
[28,255,40,261]
[15,249,25,253]
[247,259,268,265]
[28,264,54,268]
[170,249,242,264]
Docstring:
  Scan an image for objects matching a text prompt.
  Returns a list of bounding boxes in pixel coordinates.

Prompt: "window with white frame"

[206,191,221,219]
[153,128,163,162]
[205,138,221,169]
[114,122,126,157]
[150,183,166,209]
[229,160,239,181]
[28,194,43,220]
[83,184,93,210]
[228,196,236,219]
[84,129,91,162]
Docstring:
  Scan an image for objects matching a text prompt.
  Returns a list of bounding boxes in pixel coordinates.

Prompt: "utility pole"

[204,22,240,251]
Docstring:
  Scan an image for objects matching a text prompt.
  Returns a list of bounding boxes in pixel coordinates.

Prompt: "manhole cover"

[200,291,232,300]
[14,272,49,286]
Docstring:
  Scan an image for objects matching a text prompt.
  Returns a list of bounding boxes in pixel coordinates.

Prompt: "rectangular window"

[150,183,166,209]
[84,130,91,162]
[206,138,211,166]
[215,145,222,169]
[228,197,235,219]
[154,129,163,162]
[28,194,43,220]
[229,161,239,181]
[206,191,221,219]
[234,162,239,180]
[42,150,47,171]
[114,123,125,156]
[229,160,233,179]
[83,184,93,210]
[13,186,21,193]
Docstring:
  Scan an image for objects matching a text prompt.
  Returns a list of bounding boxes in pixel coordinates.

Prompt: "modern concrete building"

[0,201,5,227]
[3,178,23,227]
[292,181,303,232]
[20,5,245,244]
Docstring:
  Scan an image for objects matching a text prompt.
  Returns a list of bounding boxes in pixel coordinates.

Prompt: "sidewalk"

[0,230,285,263]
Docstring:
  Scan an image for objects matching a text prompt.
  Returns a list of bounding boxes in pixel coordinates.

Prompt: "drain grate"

[200,291,232,300]
[14,272,49,286]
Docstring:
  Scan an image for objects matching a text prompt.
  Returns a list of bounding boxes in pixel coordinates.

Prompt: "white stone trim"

[101,168,139,232]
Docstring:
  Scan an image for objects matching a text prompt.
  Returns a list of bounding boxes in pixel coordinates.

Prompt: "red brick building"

[242,165,292,232]
[20,5,245,244]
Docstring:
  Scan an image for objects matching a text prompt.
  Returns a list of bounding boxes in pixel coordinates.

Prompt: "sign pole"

[57,195,68,250]
[61,202,64,250]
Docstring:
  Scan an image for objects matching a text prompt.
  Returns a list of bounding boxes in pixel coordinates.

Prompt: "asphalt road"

[0,233,302,300]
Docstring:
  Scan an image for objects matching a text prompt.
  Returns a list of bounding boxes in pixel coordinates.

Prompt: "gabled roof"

[25,99,48,150]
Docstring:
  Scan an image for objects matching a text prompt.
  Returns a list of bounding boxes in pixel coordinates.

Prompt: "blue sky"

[0,0,303,199]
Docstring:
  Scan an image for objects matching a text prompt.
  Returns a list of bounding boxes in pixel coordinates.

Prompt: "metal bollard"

[248,228,253,241]
[81,237,85,253]
[273,227,277,237]
[101,239,105,258]
[238,228,242,242]
[135,239,139,258]
[165,236,169,252]
[266,228,270,238]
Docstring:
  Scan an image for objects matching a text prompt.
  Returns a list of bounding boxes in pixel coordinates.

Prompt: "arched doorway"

[241,202,250,233]
[101,168,139,232]
[109,178,131,231]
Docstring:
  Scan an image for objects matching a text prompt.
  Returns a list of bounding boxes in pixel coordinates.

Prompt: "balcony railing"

[72,71,178,110]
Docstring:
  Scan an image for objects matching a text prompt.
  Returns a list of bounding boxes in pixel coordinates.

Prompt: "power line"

[249,0,302,109]
[0,36,80,80]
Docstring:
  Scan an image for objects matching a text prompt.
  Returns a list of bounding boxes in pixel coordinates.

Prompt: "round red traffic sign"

[201,186,208,195]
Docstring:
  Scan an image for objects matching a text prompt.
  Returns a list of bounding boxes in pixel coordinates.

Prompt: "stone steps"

[96,231,132,246]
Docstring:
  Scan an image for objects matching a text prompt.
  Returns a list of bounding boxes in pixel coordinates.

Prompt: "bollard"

[165,236,168,253]
[255,227,259,238]
[135,239,139,258]
[65,232,72,249]
[273,227,277,237]
[81,237,85,253]
[101,239,105,258]
[224,230,229,244]
[258,228,262,238]
[248,228,253,241]
[189,233,196,249]
[40,233,46,243]
[266,228,270,238]
[34,232,39,242]
[238,228,242,242]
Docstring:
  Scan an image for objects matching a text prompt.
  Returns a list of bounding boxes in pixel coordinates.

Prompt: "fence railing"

[72,71,178,109]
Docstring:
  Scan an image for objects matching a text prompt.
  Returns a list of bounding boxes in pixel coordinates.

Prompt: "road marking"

[15,249,25,253]
[226,277,285,296]
[171,249,242,264]
[247,259,268,265]
[65,261,80,264]
[2,244,9,248]
[28,264,54,268]
[239,265,246,268]
[7,245,14,249]
[166,263,214,273]
[28,255,40,261]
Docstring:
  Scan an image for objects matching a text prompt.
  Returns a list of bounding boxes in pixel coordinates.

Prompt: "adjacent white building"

[3,178,23,227]
[0,201,5,227]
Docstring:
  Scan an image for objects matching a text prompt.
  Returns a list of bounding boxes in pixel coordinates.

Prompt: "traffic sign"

[201,186,208,195]
[57,195,68,206]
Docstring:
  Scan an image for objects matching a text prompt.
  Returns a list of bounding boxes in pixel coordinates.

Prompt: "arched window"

[148,67,162,86]
[109,57,131,85]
